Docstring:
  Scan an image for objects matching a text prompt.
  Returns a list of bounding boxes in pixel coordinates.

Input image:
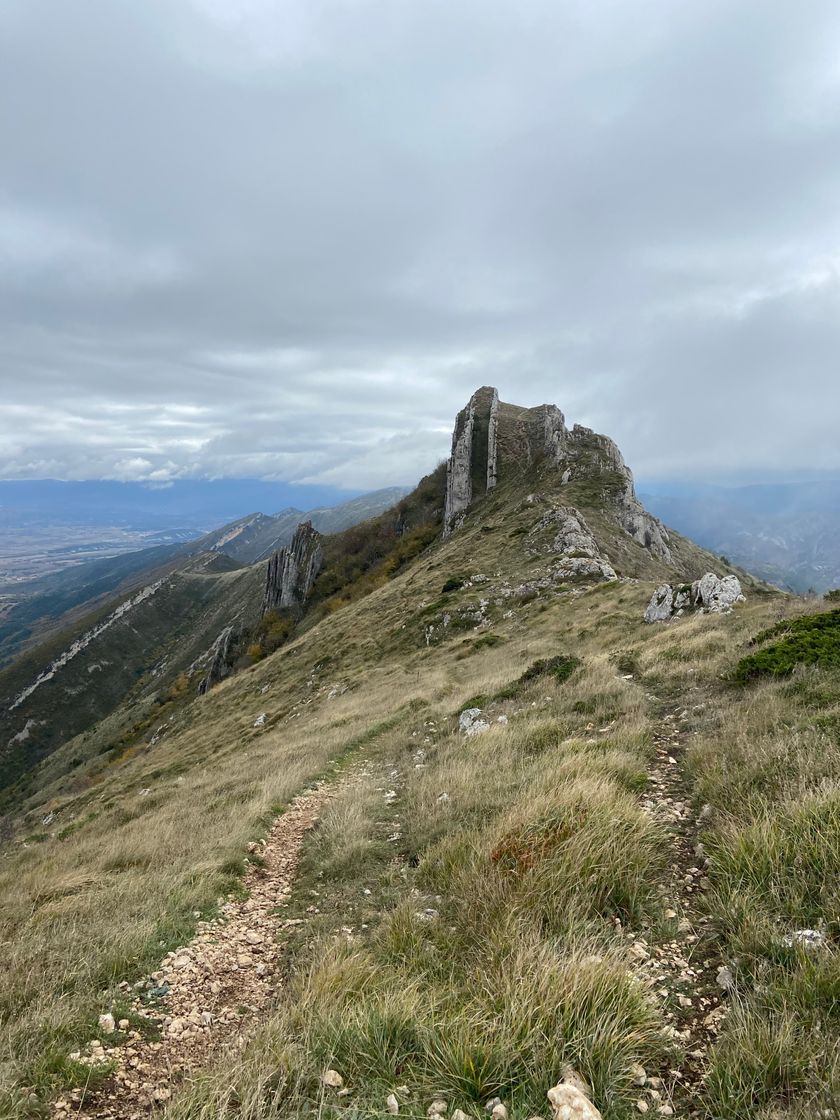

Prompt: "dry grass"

[4,494,840,1119]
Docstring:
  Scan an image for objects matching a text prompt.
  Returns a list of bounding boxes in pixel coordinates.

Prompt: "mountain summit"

[0,389,728,802]
[441,386,698,577]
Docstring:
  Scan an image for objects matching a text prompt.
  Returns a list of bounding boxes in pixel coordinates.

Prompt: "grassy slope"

[0,561,265,806]
[1,473,837,1118]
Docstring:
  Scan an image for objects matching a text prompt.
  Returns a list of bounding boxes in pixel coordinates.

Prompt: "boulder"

[644,585,674,623]
[644,574,744,623]
[547,1082,602,1120]
[693,573,745,612]
[459,708,490,736]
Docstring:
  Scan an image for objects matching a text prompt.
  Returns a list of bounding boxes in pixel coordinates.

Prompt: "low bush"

[734,609,840,682]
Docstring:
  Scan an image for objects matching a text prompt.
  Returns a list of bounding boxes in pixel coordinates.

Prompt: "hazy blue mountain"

[0,479,370,530]
[640,479,840,593]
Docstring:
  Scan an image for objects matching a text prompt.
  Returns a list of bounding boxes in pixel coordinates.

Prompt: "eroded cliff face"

[262,521,323,617]
[443,387,671,561]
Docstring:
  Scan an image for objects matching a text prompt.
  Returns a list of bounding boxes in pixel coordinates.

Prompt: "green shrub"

[733,609,840,682]
[518,655,580,686]
[442,576,467,593]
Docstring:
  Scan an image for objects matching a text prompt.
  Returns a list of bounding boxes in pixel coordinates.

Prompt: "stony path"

[52,781,334,1120]
[629,699,727,1118]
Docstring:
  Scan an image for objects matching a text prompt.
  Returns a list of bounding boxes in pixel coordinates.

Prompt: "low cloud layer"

[3,0,840,488]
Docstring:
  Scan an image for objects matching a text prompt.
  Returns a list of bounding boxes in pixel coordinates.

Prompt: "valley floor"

[2,576,840,1120]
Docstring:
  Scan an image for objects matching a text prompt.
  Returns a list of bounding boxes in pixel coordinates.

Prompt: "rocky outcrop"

[262,521,323,618]
[644,573,745,623]
[442,388,671,561]
[197,625,238,695]
[526,504,618,581]
[443,386,500,535]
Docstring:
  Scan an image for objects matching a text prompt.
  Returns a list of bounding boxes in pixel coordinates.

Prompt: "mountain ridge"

[5,388,838,1120]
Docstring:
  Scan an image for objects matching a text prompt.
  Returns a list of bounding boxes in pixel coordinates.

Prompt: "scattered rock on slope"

[459,708,490,736]
[644,573,744,623]
[526,504,618,582]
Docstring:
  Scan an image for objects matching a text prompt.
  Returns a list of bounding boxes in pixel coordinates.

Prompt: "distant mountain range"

[640,479,840,593]
[0,479,377,529]
[0,486,408,673]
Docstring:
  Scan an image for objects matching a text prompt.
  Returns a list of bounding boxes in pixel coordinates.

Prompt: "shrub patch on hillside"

[734,609,840,683]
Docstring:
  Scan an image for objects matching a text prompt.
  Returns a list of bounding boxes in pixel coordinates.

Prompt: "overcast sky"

[2,0,840,489]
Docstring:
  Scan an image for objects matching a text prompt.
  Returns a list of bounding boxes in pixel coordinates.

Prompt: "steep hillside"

[0,488,407,669]
[3,391,836,1120]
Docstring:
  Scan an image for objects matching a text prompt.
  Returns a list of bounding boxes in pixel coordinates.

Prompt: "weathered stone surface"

[644,585,674,623]
[783,928,827,951]
[197,625,238,695]
[553,556,617,581]
[262,521,323,617]
[644,573,744,623]
[527,506,618,582]
[547,1082,602,1119]
[444,387,500,535]
[459,708,490,736]
[442,388,671,562]
[693,573,745,613]
[528,506,601,558]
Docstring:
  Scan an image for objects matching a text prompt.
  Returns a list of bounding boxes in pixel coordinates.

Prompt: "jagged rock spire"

[262,521,323,617]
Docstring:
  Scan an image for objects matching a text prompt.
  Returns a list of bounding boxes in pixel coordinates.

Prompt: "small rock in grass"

[452,1111,471,1120]
[635,1102,649,1115]
[428,1101,448,1117]
[547,1083,602,1119]
[783,929,827,951]
[716,966,735,991]
[491,1104,508,1120]
[321,1069,343,1089]
[118,1019,130,1031]
[485,1100,502,1114]
[387,1093,400,1115]
[98,1013,116,1034]
[630,1064,646,1087]
[560,1067,590,1097]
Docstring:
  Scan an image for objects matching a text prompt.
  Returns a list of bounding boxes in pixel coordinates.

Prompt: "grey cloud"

[2,0,840,487]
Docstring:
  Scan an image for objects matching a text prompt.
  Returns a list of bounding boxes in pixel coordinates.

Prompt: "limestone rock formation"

[644,584,674,624]
[197,625,238,695]
[526,504,618,581]
[442,387,671,562]
[262,521,323,618]
[459,707,490,736]
[547,1080,603,1120]
[644,573,745,623]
